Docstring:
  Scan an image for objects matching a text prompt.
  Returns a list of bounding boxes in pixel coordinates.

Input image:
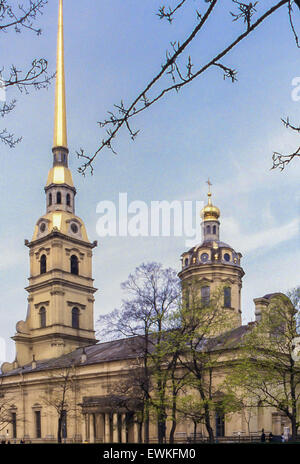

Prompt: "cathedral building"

[0,0,290,443]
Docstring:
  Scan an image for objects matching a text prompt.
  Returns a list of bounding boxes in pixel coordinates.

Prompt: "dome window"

[213,225,216,234]
[201,253,209,263]
[56,192,62,204]
[48,194,52,206]
[184,258,189,267]
[66,194,71,207]
[224,253,230,262]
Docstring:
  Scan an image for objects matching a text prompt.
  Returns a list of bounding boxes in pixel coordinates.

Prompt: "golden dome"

[201,191,220,221]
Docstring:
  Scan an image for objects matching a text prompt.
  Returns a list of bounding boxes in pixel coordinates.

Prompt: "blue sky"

[1,0,299,361]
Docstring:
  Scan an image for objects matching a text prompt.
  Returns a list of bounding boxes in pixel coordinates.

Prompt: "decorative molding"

[35,247,51,259]
[50,289,65,296]
[51,241,63,249]
[34,301,50,309]
[65,247,84,260]
[67,301,86,310]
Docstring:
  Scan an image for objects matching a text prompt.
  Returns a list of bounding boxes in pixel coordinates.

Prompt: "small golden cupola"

[201,179,220,241]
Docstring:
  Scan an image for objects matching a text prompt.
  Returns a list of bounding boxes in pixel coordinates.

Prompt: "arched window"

[40,254,47,274]
[48,193,52,206]
[201,286,210,306]
[224,287,231,308]
[39,307,46,328]
[72,307,79,329]
[206,225,211,234]
[184,258,189,267]
[70,255,79,275]
[66,194,71,207]
[213,225,216,234]
[56,191,62,204]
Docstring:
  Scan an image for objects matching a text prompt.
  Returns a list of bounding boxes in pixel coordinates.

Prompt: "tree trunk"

[57,416,62,444]
[193,421,197,443]
[169,414,177,444]
[291,415,297,441]
[144,402,150,444]
[169,378,177,444]
[138,422,143,443]
[204,404,214,443]
[157,414,166,444]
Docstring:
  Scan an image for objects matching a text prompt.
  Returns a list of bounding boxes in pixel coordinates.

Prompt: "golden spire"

[53,0,67,149]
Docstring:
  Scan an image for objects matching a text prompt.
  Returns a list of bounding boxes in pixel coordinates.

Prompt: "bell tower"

[10,0,98,367]
[178,181,244,328]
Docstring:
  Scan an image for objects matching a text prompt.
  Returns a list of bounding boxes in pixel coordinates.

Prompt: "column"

[89,414,95,444]
[81,414,87,443]
[121,414,127,444]
[104,414,110,443]
[112,413,118,443]
[133,416,139,444]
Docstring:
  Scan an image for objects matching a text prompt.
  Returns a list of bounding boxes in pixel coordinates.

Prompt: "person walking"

[260,429,266,443]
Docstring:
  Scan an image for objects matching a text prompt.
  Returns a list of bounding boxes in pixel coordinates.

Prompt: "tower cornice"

[25,231,98,249]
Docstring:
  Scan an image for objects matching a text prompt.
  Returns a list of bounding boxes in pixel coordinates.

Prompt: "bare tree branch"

[77,0,293,175]
[272,118,300,170]
[0,0,51,148]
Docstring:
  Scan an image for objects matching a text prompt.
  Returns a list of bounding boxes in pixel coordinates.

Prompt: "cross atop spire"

[206,178,212,191]
[53,0,68,155]
[206,178,212,204]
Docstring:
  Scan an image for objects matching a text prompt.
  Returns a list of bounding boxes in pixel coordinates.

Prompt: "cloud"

[222,216,299,254]
[0,240,26,271]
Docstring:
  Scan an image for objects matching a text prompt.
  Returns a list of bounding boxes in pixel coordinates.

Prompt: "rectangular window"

[201,286,210,306]
[11,412,17,439]
[35,411,41,439]
[216,411,225,437]
[224,287,231,308]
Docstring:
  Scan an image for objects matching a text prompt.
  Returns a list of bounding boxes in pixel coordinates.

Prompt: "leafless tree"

[40,366,78,443]
[176,282,239,443]
[0,378,18,438]
[0,0,52,148]
[97,262,181,443]
[77,0,299,175]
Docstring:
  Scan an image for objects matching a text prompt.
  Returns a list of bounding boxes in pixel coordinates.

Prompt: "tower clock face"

[201,253,209,263]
